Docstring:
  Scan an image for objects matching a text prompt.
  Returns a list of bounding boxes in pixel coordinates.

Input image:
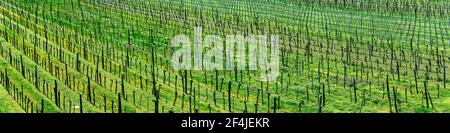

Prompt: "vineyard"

[0,0,449,113]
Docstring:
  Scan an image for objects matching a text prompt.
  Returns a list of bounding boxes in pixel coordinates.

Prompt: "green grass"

[0,85,24,113]
[0,0,448,113]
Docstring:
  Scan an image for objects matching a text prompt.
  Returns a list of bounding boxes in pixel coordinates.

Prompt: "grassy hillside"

[0,0,449,113]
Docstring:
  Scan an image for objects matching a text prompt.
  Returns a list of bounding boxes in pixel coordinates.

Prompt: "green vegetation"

[0,0,448,113]
[0,85,24,113]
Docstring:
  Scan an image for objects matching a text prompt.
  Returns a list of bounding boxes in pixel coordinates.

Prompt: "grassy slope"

[0,0,448,113]
[0,85,25,113]
[29,0,450,112]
